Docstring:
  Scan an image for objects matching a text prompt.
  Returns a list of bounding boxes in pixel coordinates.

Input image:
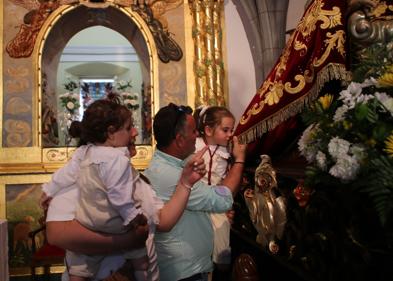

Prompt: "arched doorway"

[37,4,158,154]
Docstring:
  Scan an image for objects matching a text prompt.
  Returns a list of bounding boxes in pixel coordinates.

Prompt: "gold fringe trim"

[238,63,352,144]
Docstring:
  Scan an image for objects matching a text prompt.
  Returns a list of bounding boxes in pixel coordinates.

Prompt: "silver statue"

[348,0,393,46]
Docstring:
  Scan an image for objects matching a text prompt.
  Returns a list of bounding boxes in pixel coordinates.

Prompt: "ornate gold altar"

[0,0,227,171]
[0,0,228,276]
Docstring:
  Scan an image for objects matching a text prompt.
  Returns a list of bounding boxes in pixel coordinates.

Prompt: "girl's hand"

[180,146,208,187]
[231,136,247,162]
[39,192,52,210]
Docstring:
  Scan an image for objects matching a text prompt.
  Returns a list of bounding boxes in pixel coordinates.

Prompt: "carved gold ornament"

[6,0,183,62]
[45,149,68,162]
[244,155,286,253]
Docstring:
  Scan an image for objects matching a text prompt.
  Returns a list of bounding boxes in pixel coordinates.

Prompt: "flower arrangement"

[120,92,139,111]
[60,77,80,115]
[116,79,133,91]
[298,59,393,225]
[59,92,80,115]
[114,79,140,111]
[63,77,79,92]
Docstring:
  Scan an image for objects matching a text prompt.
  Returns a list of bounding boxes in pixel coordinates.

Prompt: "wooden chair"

[29,215,65,281]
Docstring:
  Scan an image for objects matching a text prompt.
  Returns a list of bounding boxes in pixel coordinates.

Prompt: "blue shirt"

[143,150,233,281]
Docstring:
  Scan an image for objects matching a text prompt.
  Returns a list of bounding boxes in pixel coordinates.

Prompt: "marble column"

[231,0,289,86]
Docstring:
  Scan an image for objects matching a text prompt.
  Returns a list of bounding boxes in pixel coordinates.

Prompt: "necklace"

[204,139,219,185]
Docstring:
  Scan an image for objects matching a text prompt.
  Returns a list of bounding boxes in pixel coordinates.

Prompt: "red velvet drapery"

[235,0,351,152]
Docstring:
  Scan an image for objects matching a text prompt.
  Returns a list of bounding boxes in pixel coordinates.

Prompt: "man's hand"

[39,192,52,210]
[180,146,208,187]
[132,222,149,250]
[128,214,148,230]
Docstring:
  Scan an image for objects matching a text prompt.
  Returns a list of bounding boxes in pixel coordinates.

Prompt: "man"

[144,103,246,281]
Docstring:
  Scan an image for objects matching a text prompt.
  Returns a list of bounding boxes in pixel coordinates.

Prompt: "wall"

[224,0,256,124]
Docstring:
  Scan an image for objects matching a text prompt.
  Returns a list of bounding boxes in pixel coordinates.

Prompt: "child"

[193,105,236,279]
[41,99,207,281]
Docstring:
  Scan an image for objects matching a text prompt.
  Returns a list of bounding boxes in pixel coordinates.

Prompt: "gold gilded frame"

[0,1,160,173]
[0,174,65,276]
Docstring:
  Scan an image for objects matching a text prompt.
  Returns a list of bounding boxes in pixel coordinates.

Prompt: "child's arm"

[42,146,86,198]
[156,147,208,232]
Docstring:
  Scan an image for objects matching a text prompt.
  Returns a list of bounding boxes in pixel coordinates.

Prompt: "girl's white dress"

[195,137,232,265]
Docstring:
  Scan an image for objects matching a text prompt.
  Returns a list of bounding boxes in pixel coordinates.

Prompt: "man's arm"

[156,147,207,232]
[46,220,148,255]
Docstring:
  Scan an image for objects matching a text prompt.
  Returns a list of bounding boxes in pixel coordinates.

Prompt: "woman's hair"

[193,106,235,136]
[70,99,131,145]
[69,120,85,145]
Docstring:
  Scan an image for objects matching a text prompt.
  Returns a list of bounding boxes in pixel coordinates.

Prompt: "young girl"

[193,105,236,278]
[41,99,207,281]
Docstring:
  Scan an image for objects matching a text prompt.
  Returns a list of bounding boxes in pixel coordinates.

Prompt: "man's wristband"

[179,180,194,191]
[233,161,245,165]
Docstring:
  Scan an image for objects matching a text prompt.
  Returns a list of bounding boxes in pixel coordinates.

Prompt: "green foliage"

[351,43,393,82]
[63,77,79,92]
[363,156,393,225]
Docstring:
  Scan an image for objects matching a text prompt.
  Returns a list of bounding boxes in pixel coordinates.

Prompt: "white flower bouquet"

[298,76,393,224]
[112,79,140,111]
[59,92,80,115]
[120,92,139,111]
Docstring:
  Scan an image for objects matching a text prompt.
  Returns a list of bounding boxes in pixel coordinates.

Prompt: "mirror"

[40,5,153,149]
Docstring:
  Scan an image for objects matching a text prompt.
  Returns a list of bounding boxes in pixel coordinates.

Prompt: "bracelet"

[179,180,194,191]
[233,161,245,164]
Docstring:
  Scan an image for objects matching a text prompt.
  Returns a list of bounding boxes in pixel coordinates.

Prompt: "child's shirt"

[43,144,162,228]
[76,145,143,232]
[42,145,88,199]
[195,137,230,185]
